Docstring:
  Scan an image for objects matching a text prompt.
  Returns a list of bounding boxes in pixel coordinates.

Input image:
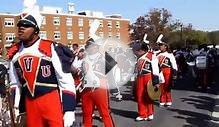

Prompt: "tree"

[130,8,181,46]
[130,8,216,49]
[130,16,148,42]
[208,31,219,44]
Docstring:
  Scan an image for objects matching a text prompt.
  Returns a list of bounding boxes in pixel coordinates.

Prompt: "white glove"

[63,111,75,127]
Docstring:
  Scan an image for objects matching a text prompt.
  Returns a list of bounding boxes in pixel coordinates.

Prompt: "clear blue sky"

[1,0,219,31]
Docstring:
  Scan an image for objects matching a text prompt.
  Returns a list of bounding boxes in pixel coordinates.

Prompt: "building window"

[116,21,120,28]
[5,33,15,42]
[66,17,72,26]
[67,31,73,40]
[116,33,120,39]
[108,32,112,38]
[88,19,94,26]
[78,18,83,27]
[99,32,104,38]
[99,20,103,27]
[54,31,61,40]
[42,16,46,25]
[53,17,60,25]
[39,31,47,39]
[79,32,84,40]
[107,21,112,28]
[4,18,14,27]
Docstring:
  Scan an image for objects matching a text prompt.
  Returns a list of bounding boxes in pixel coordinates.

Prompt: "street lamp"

[180,24,183,44]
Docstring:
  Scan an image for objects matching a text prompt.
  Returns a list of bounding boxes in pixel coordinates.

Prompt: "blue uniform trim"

[62,91,76,112]
[152,75,159,85]
[37,59,58,84]
[23,85,57,98]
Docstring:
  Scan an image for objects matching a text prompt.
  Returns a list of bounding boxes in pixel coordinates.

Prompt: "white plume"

[143,33,149,44]
[23,0,36,13]
[21,0,43,28]
[156,34,164,44]
[89,19,101,41]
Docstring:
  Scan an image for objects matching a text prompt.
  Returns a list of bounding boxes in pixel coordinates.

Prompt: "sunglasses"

[17,23,34,28]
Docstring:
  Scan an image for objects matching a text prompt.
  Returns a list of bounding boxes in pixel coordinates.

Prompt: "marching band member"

[8,0,76,126]
[71,48,85,87]
[71,48,85,103]
[80,20,114,127]
[133,34,160,121]
[156,34,178,107]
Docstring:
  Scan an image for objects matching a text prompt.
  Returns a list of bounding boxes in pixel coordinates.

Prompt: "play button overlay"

[105,52,117,75]
[84,38,136,89]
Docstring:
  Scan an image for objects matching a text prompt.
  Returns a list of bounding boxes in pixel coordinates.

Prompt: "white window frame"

[107,21,112,28]
[88,19,94,26]
[54,31,61,40]
[39,31,47,39]
[99,32,104,38]
[99,20,103,27]
[41,16,46,25]
[108,32,112,38]
[67,31,73,40]
[116,33,120,39]
[116,21,120,28]
[53,17,60,25]
[4,18,14,27]
[66,17,72,26]
[5,33,15,42]
[78,18,84,27]
[79,32,84,40]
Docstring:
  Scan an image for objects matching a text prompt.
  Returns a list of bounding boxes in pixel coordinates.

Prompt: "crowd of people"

[174,44,218,90]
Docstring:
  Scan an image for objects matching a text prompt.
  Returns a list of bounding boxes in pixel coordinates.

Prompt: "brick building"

[0,3,130,54]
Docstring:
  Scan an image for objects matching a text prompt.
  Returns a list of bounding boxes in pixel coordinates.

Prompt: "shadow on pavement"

[180,95,214,112]
[111,108,138,119]
[168,108,211,127]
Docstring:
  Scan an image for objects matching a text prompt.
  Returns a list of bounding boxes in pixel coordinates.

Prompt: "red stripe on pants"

[81,80,114,127]
[136,74,154,118]
[160,68,172,103]
[25,90,63,127]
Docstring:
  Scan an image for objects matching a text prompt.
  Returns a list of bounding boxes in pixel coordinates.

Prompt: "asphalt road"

[74,66,218,127]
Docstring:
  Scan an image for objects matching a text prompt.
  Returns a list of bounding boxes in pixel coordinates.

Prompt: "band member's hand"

[63,111,75,127]
[154,84,160,91]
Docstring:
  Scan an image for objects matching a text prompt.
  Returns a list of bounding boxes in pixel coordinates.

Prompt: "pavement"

[208,59,219,127]
[73,62,219,127]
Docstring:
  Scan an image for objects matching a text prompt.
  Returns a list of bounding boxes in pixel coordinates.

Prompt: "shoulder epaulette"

[7,42,21,60]
[146,51,153,61]
[38,39,53,57]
